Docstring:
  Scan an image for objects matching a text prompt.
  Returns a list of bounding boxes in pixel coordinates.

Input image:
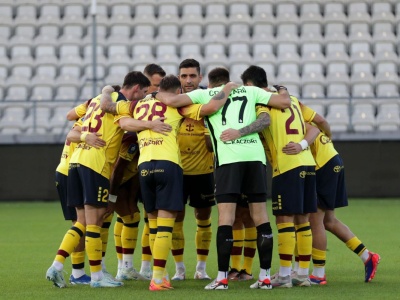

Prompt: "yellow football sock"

[141,216,152,262]
[121,212,140,254]
[114,216,123,261]
[242,226,257,274]
[86,225,102,273]
[345,236,366,256]
[312,247,326,267]
[295,222,312,270]
[231,228,244,270]
[153,217,175,282]
[171,220,184,263]
[101,214,113,257]
[71,250,85,270]
[277,222,296,268]
[195,218,212,263]
[148,218,157,254]
[55,222,85,264]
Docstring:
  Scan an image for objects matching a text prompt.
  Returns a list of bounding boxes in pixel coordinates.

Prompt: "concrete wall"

[0,141,399,201]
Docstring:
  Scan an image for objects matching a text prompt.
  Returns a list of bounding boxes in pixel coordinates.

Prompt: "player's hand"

[102,85,115,94]
[273,85,288,92]
[104,201,116,219]
[282,142,302,155]
[150,117,172,135]
[225,81,240,90]
[220,128,241,142]
[85,133,107,148]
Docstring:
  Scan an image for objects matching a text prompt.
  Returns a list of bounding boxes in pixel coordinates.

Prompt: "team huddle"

[46,59,380,291]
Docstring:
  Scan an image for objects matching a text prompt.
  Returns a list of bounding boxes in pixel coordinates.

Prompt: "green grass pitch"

[1,199,399,299]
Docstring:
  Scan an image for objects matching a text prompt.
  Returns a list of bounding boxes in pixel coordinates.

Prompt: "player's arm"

[66,99,90,121]
[66,125,106,149]
[100,85,118,114]
[311,113,331,138]
[220,112,270,142]
[282,123,320,155]
[117,117,172,135]
[199,82,239,117]
[154,91,193,108]
[266,85,291,109]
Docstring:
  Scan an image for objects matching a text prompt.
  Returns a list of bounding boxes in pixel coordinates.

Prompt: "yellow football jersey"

[178,118,214,175]
[56,118,83,176]
[260,96,315,177]
[70,92,127,179]
[130,97,202,166]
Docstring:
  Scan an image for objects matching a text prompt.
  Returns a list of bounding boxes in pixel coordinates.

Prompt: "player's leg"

[309,208,328,285]
[139,210,152,279]
[171,209,186,280]
[113,215,124,273]
[239,206,256,281]
[229,211,244,281]
[193,205,212,280]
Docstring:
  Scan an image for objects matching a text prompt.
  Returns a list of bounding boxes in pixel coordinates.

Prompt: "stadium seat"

[38,4,61,26]
[131,44,155,63]
[110,4,132,23]
[83,24,108,46]
[49,105,75,130]
[10,45,34,67]
[300,23,323,43]
[204,3,228,24]
[372,22,396,44]
[326,83,350,100]
[203,23,227,45]
[323,2,346,23]
[350,62,374,84]
[351,83,375,99]
[252,42,276,65]
[30,85,54,102]
[228,43,252,64]
[227,23,251,44]
[63,3,86,25]
[14,4,37,26]
[133,4,157,25]
[276,63,301,85]
[181,3,203,24]
[228,3,251,24]
[230,63,250,83]
[0,107,28,133]
[371,2,395,25]
[276,24,299,44]
[9,24,36,46]
[155,24,179,44]
[59,24,85,45]
[4,85,30,101]
[179,24,203,44]
[107,44,130,65]
[203,43,228,68]
[257,62,276,84]
[0,24,12,44]
[157,4,180,25]
[347,2,371,23]
[374,42,398,64]
[299,2,323,24]
[54,86,79,102]
[326,62,350,84]
[252,3,274,25]
[34,44,58,66]
[155,44,180,65]
[376,103,400,131]
[324,22,348,44]
[32,65,57,84]
[375,83,400,99]
[301,42,325,64]
[301,84,325,100]
[301,63,325,85]
[131,24,156,44]
[301,100,326,116]
[375,62,399,84]
[34,24,60,46]
[349,42,374,63]
[83,44,108,67]
[107,24,132,46]
[179,43,204,63]
[276,43,301,64]
[251,23,275,43]
[351,103,376,132]
[275,2,299,24]
[348,23,372,43]
[326,103,350,132]
[0,3,13,25]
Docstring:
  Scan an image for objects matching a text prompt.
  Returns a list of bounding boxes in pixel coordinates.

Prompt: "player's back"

[71,92,125,178]
[262,96,315,176]
[133,97,184,166]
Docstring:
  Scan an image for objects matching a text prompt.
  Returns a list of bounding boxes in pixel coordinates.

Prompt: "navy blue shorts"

[271,166,317,215]
[183,173,216,208]
[67,163,110,208]
[55,171,77,221]
[316,155,348,210]
[139,160,184,213]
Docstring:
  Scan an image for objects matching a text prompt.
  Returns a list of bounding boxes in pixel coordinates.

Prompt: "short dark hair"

[143,63,166,77]
[179,59,201,74]
[122,71,151,89]
[241,65,268,88]
[208,67,230,88]
[159,74,181,93]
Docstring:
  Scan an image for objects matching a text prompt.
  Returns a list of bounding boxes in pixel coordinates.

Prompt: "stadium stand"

[0,0,399,141]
